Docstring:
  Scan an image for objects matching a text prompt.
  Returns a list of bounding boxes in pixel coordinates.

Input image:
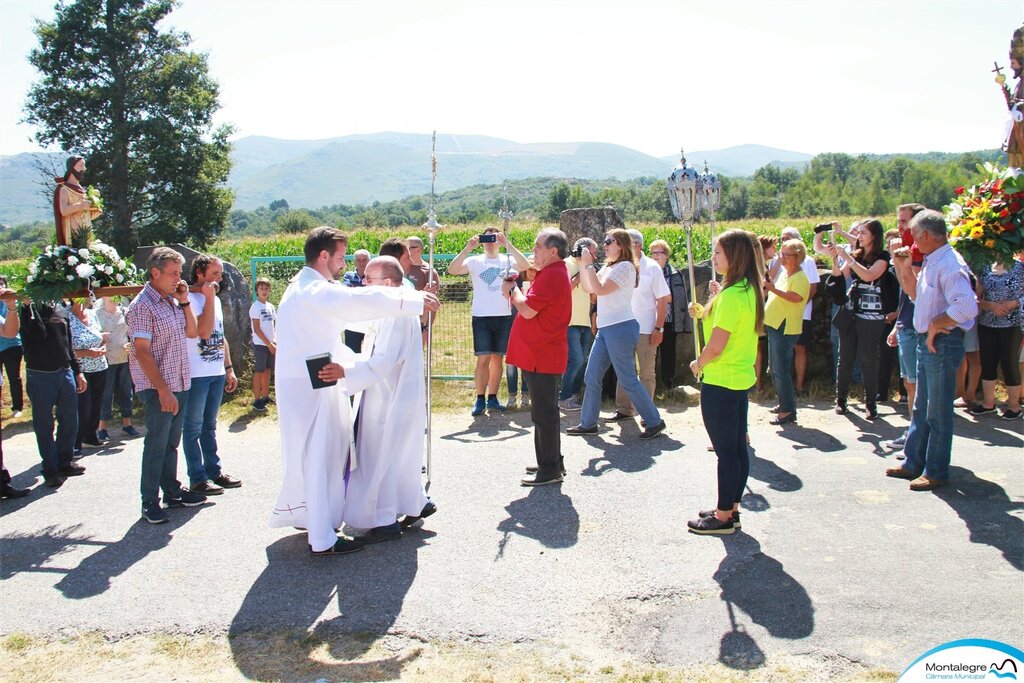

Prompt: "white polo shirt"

[631,254,670,334]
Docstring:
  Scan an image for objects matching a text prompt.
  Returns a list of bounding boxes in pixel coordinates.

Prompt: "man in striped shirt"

[886,209,978,491]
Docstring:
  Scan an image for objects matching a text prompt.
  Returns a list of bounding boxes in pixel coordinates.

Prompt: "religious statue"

[996,25,1024,168]
[53,155,102,247]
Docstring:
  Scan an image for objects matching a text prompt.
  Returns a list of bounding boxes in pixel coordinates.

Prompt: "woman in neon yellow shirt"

[687,230,766,535]
[763,239,810,425]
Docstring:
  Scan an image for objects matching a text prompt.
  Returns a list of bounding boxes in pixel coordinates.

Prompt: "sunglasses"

[603,238,615,246]
[650,250,667,256]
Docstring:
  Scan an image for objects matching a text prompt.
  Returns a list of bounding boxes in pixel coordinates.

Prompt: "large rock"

[558,207,625,245]
[134,244,253,374]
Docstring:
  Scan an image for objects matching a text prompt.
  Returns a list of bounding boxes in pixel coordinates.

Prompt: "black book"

[305,352,336,389]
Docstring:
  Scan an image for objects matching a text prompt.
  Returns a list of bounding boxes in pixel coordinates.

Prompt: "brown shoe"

[909,475,947,491]
[191,480,224,495]
[885,466,918,480]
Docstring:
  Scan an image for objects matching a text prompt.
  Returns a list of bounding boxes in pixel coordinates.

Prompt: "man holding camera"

[447,227,530,416]
[503,228,572,486]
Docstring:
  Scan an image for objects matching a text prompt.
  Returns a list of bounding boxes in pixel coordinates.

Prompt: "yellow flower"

[969,226,984,239]
[950,227,963,238]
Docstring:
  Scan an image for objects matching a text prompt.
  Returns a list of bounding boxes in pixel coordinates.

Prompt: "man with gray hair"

[502,228,572,485]
[342,256,435,542]
[885,209,978,491]
[609,229,670,421]
[127,247,207,523]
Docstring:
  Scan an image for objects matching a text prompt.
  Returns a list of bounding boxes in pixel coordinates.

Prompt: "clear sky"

[1,0,1021,158]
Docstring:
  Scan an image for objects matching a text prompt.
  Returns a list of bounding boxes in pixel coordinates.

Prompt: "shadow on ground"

[936,466,1024,571]
[228,530,432,682]
[496,486,579,559]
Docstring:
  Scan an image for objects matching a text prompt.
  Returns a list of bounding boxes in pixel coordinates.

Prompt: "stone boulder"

[558,207,625,246]
[134,244,253,374]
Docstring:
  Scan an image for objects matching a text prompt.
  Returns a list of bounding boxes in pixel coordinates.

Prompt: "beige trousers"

[615,333,657,416]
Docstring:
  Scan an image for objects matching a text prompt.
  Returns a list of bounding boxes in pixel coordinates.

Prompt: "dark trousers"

[26,368,78,477]
[0,346,24,411]
[700,382,750,511]
[836,318,886,408]
[522,371,562,477]
[658,330,678,389]
[76,369,107,447]
[877,325,899,401]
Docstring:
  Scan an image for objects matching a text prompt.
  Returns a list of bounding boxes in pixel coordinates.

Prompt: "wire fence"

[250,255,478,379]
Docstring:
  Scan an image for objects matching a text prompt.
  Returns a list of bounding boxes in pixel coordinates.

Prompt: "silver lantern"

[666,148,703,361]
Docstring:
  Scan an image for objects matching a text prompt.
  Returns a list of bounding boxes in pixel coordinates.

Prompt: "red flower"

[1010,201,1022,213]
[1003,222,1016,232]
[1000,208,1011,218]
[954,186,965,195]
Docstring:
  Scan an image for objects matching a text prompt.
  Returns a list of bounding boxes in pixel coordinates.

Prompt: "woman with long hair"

[763,238,810,425]
[830,218,894,420]
[568,229,666,439]
[687,230,765,535]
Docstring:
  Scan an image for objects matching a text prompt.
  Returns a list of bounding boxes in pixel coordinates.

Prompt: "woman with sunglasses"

[763,239,810,425]
[567,229,666,439]
[687,230,765,535]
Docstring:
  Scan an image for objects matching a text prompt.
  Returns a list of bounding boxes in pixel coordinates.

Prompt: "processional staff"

[422,131,442,492]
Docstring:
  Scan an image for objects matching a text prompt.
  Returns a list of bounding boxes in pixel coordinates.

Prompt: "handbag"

[831,305,855,334]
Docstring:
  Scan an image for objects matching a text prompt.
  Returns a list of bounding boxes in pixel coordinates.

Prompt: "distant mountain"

[0,152,62,225]
[659,144,814,176]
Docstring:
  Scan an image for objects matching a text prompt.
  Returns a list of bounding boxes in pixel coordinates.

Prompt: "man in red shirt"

[502,228,572,486]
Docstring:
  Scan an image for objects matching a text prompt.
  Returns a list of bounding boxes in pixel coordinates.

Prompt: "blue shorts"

[896,327,918,382]
[472,315,512,356]
[796,319,813,346]
[253,345,275,372]
[963,324,979,353]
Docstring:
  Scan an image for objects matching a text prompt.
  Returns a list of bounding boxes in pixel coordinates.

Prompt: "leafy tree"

[269,199,289,211]
[24,0,233,254]
[276,209,319,234]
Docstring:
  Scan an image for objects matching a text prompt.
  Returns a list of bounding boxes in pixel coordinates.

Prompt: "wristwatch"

[655,326,664,333]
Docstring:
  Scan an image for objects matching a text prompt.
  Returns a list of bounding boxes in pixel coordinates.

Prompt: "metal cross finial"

[680,147,687,166]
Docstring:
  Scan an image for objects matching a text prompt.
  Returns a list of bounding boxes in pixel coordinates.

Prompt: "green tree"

[276,209,319,234]
[24,0,233,254]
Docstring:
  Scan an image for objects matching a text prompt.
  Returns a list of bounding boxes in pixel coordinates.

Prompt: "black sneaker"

[639,420,667,439]
[526,465,567,476]
[212,474,242,488]
[252,398,268,412]
[400,500,438,528]
[58,463,86,477]
[357,523,402,544]
[142,502,169,524]
[699,508,741,529]
[1001,408,1022,421]
[43,473,65,488]
[687,514,735,535]
[566,424,598,436]
[310,537,364,556]
[164,489,208,507]
[521,473,563,487]
[605,411,634,422]
[969,403,996,416]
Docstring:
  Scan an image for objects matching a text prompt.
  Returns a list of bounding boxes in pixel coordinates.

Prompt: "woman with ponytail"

[687,230,765,535]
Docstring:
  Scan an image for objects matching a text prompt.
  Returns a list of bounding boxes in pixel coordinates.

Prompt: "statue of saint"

[53,155,101,246]
[1001,26,1024,168]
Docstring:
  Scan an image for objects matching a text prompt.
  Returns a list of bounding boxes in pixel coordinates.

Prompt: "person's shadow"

[54,508,209,599]
[495,486,579,559]
[229,531,430,681]
[0,523,106,581]
[747,446,802,493]
[713,534,814,669]
[934,466,1024,571]
[579,435,683,477]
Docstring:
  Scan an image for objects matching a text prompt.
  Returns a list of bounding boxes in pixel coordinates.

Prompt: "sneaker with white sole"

[142,502,168,524]
[882,432,908,451]
[558,397,582,411]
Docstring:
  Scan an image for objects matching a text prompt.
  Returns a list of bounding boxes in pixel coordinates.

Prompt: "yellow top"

[565,258,592,327]
[701,279,759,391]
[764,269,809,335]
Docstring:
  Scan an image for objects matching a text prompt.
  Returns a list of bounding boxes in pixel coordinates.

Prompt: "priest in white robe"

[342,257,433,542]
[269,228,439,555]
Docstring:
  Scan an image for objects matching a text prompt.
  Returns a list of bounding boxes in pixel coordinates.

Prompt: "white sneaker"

[558,397,582,411]
[11,411,22,418]
[882,432,908,451]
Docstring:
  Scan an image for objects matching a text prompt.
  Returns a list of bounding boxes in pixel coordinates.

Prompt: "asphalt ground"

[1,395,1021,678]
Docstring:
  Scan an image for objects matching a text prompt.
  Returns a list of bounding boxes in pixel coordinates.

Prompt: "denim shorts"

[896,327,918,382]
[796,319,813,346]
[253,345,275,372]
[472,315,513,356]
[963,324,979,353]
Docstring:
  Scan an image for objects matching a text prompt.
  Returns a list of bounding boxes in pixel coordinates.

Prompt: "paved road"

[1,398,1021,678]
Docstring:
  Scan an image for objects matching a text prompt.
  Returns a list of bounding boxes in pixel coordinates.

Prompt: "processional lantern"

[667,148,701,223]
[699,160,721,214]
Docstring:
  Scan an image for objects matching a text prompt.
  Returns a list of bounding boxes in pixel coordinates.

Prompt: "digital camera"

[479,233,497,243]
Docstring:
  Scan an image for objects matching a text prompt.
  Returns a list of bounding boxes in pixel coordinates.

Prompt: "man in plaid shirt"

[127,248,207,524]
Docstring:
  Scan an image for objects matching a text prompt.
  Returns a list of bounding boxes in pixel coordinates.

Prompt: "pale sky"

[1,0,1021,158]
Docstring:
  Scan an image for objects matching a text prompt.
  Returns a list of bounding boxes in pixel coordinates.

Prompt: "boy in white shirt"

[249,278,276,411]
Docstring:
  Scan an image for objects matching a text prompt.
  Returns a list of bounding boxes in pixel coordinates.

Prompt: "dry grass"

[0,631,898,683]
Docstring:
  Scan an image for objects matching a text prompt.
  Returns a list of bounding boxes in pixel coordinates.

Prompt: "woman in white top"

[568,229,665,439]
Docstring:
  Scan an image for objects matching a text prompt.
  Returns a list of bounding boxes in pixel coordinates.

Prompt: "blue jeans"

[766,324,799,414]
[182,374,225,485]
[580,319,661,428]
[139,388,189,506]
[506,365,528,395]
[901,330,964,482]
[26,368,78,476]
[560,326,594,400]
[101,362,134,421]
[700,382,750,511]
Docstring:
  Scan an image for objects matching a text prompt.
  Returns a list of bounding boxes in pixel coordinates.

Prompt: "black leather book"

[305,352,336,389]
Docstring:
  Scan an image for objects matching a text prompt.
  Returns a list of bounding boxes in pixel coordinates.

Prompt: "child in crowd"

[250,278,276,411]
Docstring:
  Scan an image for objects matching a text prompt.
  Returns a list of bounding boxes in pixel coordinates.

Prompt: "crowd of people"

[2,204,1021,547]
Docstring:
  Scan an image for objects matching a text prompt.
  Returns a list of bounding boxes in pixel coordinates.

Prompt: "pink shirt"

[126,284,191,393]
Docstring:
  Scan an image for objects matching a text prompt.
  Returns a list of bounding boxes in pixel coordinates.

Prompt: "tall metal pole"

[498,185,515,307]
[684,219,702,359]
[422,131,441,493]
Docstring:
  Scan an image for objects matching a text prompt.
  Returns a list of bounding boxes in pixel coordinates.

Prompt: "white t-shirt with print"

[187,292,226,378]
[249,299,276,346]
[631,254,671,334]
[465,254,516,317]
[596,261,637,328]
